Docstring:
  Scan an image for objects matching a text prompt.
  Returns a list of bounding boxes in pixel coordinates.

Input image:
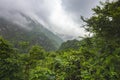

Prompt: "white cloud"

[0,0,101,40]
[46,0,86,40]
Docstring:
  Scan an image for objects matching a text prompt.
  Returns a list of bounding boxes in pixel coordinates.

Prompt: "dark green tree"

[80,0,120,79]
[83,0,120,46]
[0,37,22,80]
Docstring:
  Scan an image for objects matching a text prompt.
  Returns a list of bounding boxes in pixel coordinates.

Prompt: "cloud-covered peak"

[0,0,103,40]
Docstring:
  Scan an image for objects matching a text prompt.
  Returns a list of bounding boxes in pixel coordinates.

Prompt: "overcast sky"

[0,0,105,40]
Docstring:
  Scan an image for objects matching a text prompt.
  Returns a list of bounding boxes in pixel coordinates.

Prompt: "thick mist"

[0,0,103,40]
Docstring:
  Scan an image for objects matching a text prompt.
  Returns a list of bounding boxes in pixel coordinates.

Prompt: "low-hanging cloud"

[0,0,103,40]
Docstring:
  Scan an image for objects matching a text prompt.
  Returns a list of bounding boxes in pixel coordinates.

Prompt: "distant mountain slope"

[59,39,81,51]
[0,16,63,51]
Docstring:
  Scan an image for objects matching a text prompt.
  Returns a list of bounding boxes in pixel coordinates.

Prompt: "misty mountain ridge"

[0,12,63,51]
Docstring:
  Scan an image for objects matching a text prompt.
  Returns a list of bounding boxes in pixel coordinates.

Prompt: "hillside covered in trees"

[0,16,63,51]
[0,0,120,80]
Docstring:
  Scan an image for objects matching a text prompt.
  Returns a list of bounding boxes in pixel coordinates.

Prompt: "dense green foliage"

[0,0,120,80]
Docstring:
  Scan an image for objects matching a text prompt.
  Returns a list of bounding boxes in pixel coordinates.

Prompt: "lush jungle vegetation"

[0,1,120,80]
